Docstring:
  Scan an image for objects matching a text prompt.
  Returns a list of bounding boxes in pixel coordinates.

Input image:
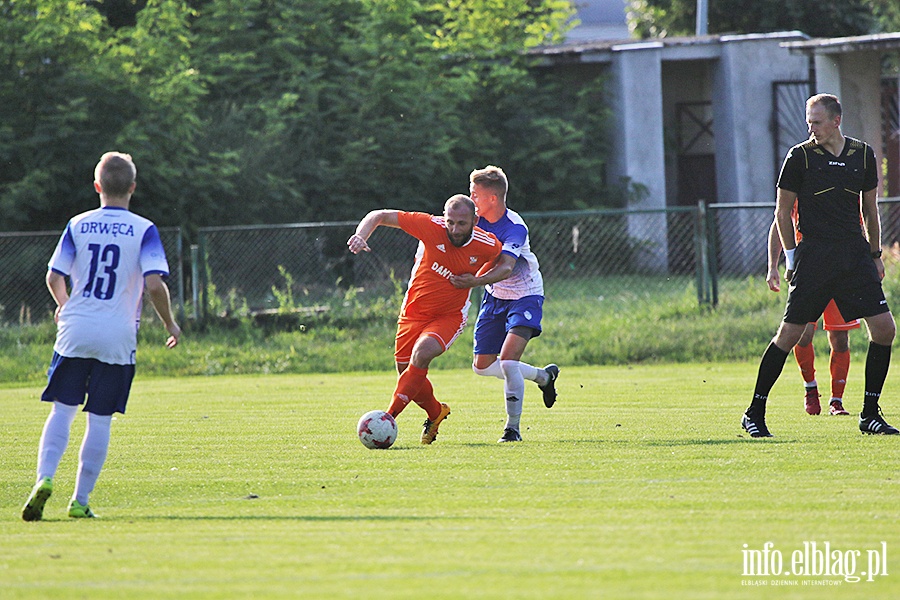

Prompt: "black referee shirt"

[777,136,878,241]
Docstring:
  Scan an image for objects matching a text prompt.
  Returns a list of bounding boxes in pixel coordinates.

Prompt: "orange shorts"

[817,299,862,331]
[394,314,467,364]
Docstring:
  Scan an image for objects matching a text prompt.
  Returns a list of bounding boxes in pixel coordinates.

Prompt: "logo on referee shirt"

[437,244,446,252]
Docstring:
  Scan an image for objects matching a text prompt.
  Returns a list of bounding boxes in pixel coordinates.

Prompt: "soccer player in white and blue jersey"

[22,152,181,521]
[450,166,559,443]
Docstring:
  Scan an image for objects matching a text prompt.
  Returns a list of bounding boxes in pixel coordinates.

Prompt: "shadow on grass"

[15,514,446,524]
[473,437,797,446]
[644,437,797,447]
[124,514,448,522]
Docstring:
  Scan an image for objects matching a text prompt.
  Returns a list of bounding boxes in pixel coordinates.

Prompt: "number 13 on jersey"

[83,243,120,300]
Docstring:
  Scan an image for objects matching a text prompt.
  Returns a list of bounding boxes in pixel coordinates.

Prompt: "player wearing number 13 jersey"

[50,203,169,365]
[22,152,180,523]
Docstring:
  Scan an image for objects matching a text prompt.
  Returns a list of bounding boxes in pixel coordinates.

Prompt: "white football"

[357,410,398,449]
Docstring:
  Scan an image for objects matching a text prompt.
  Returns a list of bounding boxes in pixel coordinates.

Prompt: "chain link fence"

[4,202,900,328]
[195,222,414,317]
[191,209,703,319]
[0,227,183,325]
[189,197,900,320]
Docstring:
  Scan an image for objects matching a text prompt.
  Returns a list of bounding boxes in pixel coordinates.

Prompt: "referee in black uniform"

[743,93,898,437]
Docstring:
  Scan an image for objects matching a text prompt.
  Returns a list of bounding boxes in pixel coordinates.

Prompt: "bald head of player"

[443,194,476,248]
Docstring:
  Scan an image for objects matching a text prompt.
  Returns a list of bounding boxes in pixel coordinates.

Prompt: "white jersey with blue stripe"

[48,206,169,365]
[477,208,543,299]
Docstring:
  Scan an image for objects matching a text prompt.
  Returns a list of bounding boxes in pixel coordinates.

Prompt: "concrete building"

[534,26,900,273]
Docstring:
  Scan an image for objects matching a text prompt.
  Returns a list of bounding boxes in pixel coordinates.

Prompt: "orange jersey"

[397,212,501,320]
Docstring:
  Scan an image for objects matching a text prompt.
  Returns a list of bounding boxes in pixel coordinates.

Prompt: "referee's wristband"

[784,248,796,270]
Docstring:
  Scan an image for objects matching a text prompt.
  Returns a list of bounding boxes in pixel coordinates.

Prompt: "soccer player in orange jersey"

[766,210,859,417]
[347,195,502,444]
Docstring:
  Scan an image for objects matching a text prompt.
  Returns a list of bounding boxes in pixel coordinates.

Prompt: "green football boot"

[68,499,97,519]
[22,477,53,522]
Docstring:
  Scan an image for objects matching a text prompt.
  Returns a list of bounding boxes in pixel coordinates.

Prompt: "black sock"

[863,341,892,417]
[750,342,790,412]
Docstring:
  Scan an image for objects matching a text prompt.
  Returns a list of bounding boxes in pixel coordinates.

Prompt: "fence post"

[695,200,710,306]
[175,229,185,321]
[190,244,200,321]
[198,233,208,323]
[706,203,719,307]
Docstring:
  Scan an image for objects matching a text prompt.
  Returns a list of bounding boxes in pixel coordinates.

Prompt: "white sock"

[474,359,545,385]
[518,362,545,385]
[473,359,504,379]
[37,402,79,482]
[500,360,525,431]
[74,413,112,506]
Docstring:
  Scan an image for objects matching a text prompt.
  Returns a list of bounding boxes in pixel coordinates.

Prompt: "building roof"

[781,31,900,55]
[530,31,808,64]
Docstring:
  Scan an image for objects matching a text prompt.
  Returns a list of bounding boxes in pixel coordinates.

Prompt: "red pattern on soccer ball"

[357,410,397,449]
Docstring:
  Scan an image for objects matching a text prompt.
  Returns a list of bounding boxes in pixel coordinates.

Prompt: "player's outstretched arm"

[145,274,181,348]
[347,210,400,254]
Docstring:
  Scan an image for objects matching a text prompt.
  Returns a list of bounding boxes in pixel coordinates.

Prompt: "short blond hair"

[807,94,842,119]
[469,165,508,201]
[95,152,136,197]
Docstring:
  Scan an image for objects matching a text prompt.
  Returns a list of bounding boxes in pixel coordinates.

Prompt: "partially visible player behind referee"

[743,93,897,437]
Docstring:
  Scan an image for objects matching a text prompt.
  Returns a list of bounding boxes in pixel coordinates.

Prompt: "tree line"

[1,0,615,234]
[626,0,900,39]
[4,1,897,235]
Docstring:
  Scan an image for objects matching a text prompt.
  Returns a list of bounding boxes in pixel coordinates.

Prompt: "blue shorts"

[41,353,135,416]
[473,293,543,355]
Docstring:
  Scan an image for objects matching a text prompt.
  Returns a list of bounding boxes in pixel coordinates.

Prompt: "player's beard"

[448,226,473,247]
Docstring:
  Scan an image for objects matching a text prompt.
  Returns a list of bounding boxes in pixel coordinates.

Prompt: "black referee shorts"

[783,237,889,325]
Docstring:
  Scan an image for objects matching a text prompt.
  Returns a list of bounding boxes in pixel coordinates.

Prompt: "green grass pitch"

[1,364,898,599]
